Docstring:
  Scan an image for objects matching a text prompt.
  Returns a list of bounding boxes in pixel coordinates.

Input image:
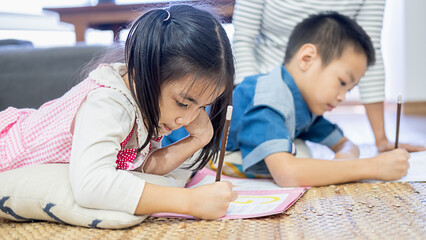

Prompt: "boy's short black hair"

[284,11,375,67]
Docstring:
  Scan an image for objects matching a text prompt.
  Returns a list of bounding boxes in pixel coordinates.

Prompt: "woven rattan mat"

[1,182,425,240]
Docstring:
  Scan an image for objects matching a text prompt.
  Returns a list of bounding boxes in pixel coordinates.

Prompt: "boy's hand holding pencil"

[366,94,410,181]
[368,149,410,181]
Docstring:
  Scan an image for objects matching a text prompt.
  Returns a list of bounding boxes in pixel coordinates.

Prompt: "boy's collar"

[281,66,316,129]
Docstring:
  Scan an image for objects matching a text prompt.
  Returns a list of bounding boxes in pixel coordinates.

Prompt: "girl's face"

[157,76,223,135]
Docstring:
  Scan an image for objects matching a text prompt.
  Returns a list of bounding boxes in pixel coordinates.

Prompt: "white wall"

[404,0,426,102]
[383,0,426,103]
[382,0,405,102]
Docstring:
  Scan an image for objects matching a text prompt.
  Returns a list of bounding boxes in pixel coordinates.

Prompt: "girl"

[0,5,237,219]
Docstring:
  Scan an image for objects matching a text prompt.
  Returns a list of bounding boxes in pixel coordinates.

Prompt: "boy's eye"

[200,106,207,110]
[339,80,346,86]
[176,101,188,108]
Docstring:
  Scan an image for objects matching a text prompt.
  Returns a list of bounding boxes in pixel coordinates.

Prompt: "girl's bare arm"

[134,181,237,219]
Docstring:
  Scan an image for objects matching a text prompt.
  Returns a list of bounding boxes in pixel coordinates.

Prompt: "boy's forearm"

[143,136,204,175]
[293,158,373,186]
[265,152,374,187]
[330,137,360,159]
[135,182,191,215]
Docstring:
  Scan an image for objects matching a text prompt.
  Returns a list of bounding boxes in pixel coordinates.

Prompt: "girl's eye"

[176,101,188,108]
[200,106,207,110]
[339,80,346,86]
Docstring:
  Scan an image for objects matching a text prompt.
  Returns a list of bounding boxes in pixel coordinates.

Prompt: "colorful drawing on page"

[151,168,308,219]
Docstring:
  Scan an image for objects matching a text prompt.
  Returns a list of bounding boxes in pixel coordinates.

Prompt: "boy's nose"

[337,92,346,102]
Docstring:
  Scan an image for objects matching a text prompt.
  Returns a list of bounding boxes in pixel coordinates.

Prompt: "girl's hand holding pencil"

[216,106,233,182]
[188,181,238,219]
[185,105,237,220]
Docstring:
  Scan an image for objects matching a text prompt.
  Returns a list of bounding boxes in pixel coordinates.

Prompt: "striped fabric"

[232,0,386,103]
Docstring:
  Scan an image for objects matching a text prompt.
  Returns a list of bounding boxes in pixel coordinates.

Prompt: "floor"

[1,104,425,239]
[307,103,426,159]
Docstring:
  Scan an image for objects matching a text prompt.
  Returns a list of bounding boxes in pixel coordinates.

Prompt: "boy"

[225,12,410,187]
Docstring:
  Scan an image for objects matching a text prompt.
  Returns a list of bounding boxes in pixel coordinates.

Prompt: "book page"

[307,142,426,182]
[151,168,308,219]
[393,150,426,182]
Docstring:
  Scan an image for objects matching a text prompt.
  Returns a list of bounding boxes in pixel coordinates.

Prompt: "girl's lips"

[327,104,335,111]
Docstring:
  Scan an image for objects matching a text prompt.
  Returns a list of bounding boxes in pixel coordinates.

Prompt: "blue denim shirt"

[226,65,343,175]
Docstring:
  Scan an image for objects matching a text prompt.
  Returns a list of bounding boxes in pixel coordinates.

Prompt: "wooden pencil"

[216,105,233,182]
[395,93,402,149]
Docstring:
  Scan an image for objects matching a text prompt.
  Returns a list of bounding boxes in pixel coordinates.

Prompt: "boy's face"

[301,46,367,115]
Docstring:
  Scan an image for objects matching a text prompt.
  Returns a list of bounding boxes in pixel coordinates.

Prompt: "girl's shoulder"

[88,63,128,93]
[86,63,148,149]
[88,63,137,110]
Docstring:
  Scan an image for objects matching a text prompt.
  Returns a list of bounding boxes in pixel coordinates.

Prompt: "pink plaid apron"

[0,78,140,173]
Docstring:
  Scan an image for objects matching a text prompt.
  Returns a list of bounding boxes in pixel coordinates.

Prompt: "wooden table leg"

[109,24,123,42]
[73,22,88,43]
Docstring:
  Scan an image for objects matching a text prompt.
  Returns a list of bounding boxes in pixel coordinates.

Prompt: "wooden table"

[43,0,235,43]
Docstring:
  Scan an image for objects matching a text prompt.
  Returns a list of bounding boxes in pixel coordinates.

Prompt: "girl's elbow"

[71,179,101,209]
[72,186,95,209]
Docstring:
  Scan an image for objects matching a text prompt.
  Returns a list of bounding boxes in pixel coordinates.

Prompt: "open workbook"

[151,168,308,220]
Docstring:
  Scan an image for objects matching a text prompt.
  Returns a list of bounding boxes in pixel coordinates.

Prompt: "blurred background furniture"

[0,40,107,110]
[44,0,235,42]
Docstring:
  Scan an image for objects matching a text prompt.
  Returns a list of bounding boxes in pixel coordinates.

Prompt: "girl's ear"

[296,44,318,72]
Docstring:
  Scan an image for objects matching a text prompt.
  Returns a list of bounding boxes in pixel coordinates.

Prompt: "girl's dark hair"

[284,11,375,67]
[125,4,234,170]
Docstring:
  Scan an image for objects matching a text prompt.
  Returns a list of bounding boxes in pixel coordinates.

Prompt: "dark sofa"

[0,40,107,111]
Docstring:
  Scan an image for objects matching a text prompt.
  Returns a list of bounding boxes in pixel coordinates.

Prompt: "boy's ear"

[296,44,318,71]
